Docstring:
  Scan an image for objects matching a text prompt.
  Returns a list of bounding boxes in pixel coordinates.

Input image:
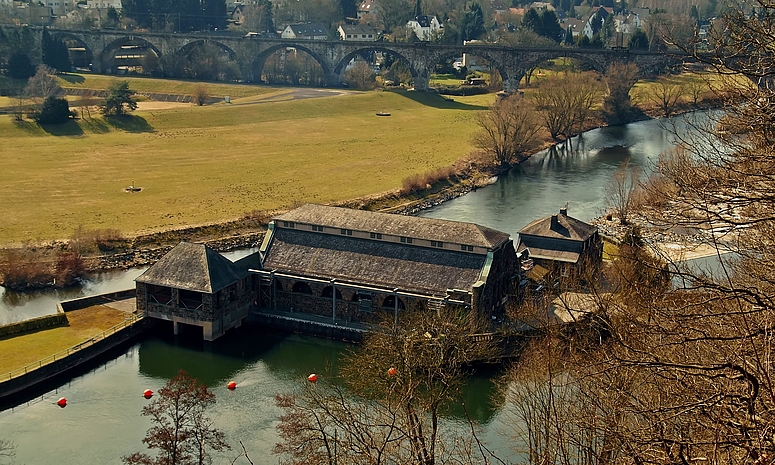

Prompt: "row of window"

[281,221,476,251]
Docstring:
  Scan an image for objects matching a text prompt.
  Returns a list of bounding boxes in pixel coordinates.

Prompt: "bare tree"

[647,79,684,117]
[0,439,15,465]
[342,60,376,89]
[274,306,500,465]
[123,370,229,465]
[604,160,642,225]
[75,89,99,119]
[532,72,603,140]
[602,63,639,124]
[473,94,543,169]
[192,84,210,106]
[25,65,63,108]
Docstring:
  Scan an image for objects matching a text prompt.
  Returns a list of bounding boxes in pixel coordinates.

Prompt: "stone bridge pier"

[34,28,684,94]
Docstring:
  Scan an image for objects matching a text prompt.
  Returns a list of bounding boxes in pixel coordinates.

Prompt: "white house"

[86,0,121,9]
[45,0,76,16]
[338,24,376,41]
[581,6,612,39]
[357,0,375,20]
[281,22,328,40]
[406,15,442,41]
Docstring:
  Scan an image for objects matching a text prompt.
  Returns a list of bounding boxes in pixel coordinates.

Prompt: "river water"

[0,115,691,464]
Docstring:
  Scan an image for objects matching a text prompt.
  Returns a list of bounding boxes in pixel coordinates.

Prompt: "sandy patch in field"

[135,101,193,110]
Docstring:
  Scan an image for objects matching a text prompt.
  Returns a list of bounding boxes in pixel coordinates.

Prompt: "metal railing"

[1,314,144,382]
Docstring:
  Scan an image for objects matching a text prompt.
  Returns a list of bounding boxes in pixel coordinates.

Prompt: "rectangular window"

[370,232,382,239]
[468,245,474,251]
[400,237,413,244]
[283,221,295,228]
[431,241,444,248]
[312,225,323,232]
[460,244,467,251]
[341,229,352,236]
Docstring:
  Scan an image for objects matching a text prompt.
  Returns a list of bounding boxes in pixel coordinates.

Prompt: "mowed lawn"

[0,306,130,375]
[0,90,491,245]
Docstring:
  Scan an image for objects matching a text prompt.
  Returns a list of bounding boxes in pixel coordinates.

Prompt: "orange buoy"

[307,373,317,383]
[56,397,67,408]
[227,381,237,390]
[143,389,153,399]
[387,367,397,377]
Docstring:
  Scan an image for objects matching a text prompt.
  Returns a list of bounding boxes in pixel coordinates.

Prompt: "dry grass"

[0,90,491,245]
[0,305,130,374]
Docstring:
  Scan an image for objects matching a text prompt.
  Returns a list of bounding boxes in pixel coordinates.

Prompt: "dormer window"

[370,232,382,239]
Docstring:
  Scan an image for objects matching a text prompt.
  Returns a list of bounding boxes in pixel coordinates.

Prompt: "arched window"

[382,296,406,310]
[321,286,343,299]
[292,281,313,294]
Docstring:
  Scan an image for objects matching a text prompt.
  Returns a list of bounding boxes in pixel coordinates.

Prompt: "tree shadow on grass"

[105,115,154,133]
[81,117,110,134]
[12,119,42,134]
[39,120,84,136]
[387,89,488,110]
[57,73,86,84]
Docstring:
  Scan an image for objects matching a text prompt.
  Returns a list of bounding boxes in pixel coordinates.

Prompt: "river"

[0,114,693,464]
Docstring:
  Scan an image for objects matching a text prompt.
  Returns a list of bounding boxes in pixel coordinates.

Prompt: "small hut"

[135,242,252,341]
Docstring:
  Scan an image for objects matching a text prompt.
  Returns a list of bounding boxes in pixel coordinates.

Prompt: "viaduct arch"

[39,28,682,91]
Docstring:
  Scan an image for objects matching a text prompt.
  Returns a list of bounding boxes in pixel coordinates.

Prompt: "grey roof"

[275,204,509,249]
[519,210,597,242]
[287,22,328,36]
[263,228,487,295]
[340,24,376,35]
[136,242,246,293]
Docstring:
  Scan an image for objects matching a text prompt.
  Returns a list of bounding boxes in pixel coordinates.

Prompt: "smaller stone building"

[517,207,602,278]
[135,242,252,341]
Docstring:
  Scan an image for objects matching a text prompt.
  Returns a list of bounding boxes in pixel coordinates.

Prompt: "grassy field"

[1,89,491,245]
[0,73,283,100]
[0,306,130,374]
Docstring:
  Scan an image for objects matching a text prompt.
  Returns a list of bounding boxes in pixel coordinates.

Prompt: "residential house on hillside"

[281,22,328,39]
[254,204,520,324]
[517,207,602,279]
[406,15,442,41]
[357,0,375,19]
[135,242,253,341]
[562,17,585,38]
[338,24,376,40]
[581,6,612,39]
[86,0,121,9]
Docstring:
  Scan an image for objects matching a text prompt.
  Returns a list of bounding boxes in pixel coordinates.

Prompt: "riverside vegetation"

[0,65,725,290]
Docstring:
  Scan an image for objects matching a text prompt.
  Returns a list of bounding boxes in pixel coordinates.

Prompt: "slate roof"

[518,210,597,242]
[263,228,487,295]
[286,22,328,37]
[339,24,376,35]
[136,242,247,293]
[275,204,509,249]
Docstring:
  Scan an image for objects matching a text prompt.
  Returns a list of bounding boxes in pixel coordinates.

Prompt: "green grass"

[0,306,130,374]
[54,73,281,99]
[0,89,491,245]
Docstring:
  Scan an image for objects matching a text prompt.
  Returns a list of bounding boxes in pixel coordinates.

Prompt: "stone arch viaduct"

[43,28,683,92]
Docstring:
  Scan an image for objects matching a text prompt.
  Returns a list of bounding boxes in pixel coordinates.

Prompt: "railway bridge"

[35,28,682,91]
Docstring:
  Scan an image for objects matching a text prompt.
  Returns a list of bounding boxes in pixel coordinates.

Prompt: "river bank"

[0,95,720,286]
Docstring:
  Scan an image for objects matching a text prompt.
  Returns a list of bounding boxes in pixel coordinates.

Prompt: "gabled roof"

[136,242,247,293]
[263,228,487,295]
[358,0,374,11]
[286,22,328,36]
[518,209,597,242]
[275,204,510,249]
[339,24,376,35]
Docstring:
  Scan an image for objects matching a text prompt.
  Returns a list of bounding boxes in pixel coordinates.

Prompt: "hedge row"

[0,312,68,338]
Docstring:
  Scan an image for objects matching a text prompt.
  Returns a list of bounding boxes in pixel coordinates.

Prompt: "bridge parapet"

[42,28,682,91]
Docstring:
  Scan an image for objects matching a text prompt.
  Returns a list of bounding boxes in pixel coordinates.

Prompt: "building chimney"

[551,214,559,229]
[559,207,567,216]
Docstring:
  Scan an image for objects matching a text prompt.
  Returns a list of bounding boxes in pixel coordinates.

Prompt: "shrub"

[400,166,456,195]
[32,96,75,124]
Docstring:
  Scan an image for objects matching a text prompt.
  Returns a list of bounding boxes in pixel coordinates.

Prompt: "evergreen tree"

[564,25,574,44]
[414,0,422,17]
[42,28,71,73]
[101,80,137,116]
[690,4,699,22]
[8,52,35,79]
[105,6,120,28]
[33,96,74,124]
[461,3,485,41]
[521,8,541,34]
[628,29,649,49]
[540,9,564,41]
